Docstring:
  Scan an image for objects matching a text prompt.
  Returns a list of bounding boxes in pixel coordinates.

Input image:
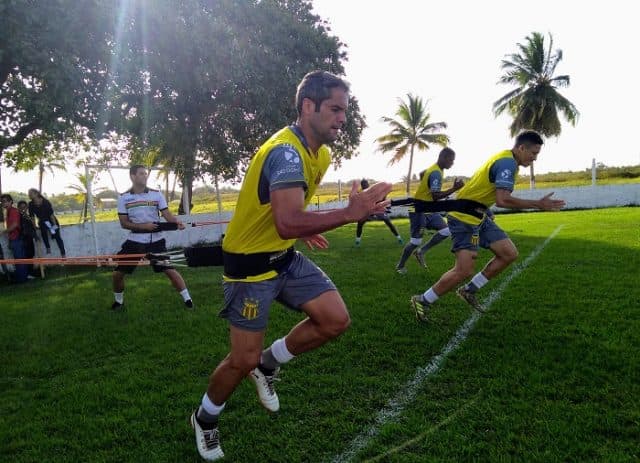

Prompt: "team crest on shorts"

[471,233,479,246]
[241,298,259,320]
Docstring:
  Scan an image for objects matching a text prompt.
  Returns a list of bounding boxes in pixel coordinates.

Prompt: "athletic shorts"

[219,251,337,332]
[409,212,447,239]
[448,216,508,253]
[115,239,172,274]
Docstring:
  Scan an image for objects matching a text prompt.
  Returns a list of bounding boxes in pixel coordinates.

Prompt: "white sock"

[180,288,191,301]
[355,237,361,243]
[422,288,439,304]
[201,393,225,415]
[271,337,295,364]
[114,292,124,304]
[469,272,489,290]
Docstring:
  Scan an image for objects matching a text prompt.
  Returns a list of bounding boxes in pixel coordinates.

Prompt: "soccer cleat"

[410,295,430,322]
[456,287,485,313]
[397,236,404,245]
[184,299,194,310]
[190,411,224,461]
[413,250,427,269]
[396,266,407,275]
[248,366,280,412]
[111,301,125,311]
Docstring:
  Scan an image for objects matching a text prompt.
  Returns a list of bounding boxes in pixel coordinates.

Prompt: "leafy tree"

[102,0,365,213]
[3,133,67,192]
[376,94,449,195]
[493,32,579,187]
[0,0,118,157]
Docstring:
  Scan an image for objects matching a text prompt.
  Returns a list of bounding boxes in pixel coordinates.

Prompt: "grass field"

[1,208,639,462]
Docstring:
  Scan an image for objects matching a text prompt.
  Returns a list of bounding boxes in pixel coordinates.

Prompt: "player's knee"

[322,310,351,339]
[228,350,261,374]
[503,247,518,264]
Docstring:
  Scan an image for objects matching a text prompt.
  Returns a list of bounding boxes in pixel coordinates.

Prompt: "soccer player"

[189,71,391,461]
[395,147,464,274]
[410,130,565,320]
[355,178,403,246]
[111,165,193,310]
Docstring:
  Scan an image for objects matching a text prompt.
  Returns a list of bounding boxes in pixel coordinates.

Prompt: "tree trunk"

[38,162,44,191]
[405,144,415,196]
[529,162,536,189]
[178,177,192,215]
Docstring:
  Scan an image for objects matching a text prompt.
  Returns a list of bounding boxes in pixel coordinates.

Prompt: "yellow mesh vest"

[448,150,517,225]
[223,127,331,281]
[414,163,443,202]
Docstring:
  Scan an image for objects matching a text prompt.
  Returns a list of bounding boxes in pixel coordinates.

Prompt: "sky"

[3,0,640,195]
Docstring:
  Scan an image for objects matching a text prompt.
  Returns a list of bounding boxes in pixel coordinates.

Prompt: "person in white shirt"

[111,165,194,311]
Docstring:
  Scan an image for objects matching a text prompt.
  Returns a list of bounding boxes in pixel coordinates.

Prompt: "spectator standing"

[1,194,29,283]
[27,188,66,257]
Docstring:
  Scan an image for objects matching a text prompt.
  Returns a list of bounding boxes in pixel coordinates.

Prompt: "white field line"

[329,225,564,463]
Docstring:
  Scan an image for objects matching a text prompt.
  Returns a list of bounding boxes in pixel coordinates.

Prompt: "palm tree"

[66,172,105,223]
[376,94,450,195]
[37,158,66,192]
[493,32,579,188]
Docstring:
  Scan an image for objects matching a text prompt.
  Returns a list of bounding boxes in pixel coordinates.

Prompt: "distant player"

[396,147,463,274]
[410,131,565,320]
[111,165,193,311]
[355,178,403,246]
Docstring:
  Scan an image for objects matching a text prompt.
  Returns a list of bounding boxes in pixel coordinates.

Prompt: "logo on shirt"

[283,148,300,164]
[499,169,512,180]
[241,297,259,320]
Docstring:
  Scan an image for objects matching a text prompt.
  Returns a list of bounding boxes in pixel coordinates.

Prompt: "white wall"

[315,183,640,216]
[2,183,638,260]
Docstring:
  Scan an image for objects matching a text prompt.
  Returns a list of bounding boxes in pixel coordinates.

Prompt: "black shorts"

[115,239,172,274]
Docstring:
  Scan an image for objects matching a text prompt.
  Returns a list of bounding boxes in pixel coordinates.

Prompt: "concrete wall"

[2,183,637,261]
[314,183,640,216]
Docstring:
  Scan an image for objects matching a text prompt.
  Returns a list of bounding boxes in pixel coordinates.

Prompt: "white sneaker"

[248,366,280,412]
[190,411,224,461]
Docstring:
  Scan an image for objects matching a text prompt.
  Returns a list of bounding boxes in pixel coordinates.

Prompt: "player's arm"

[271,181,391,240]
[431,179,464,200]
[160,208,185,229]
[495,189,565,211]
[118,214,159,232]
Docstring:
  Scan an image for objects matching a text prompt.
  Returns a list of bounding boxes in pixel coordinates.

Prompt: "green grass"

[1,208,639,462]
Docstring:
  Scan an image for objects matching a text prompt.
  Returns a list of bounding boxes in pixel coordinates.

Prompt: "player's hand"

[141,222,160,231]
[176,220,185,230]
[537,193,565,211]
[301,234,329,250]
[346,180,392,222]
[453,177,465,190]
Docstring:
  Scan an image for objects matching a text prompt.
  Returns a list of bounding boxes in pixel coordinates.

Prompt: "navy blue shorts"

[448,216,508,252]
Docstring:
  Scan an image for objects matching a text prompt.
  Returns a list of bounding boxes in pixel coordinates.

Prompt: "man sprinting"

[411,130,565,320]
[396,147,463,274]
[189,71,391,461]
[111,165,193,310]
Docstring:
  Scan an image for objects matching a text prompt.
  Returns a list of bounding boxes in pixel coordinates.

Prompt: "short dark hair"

[515,130,544,147]
[438,147,455,160]
[360,178,370,189]
[129,164,147,176]
[17,200,27,207]
[0,194,13,203]
[28,188,42,198]
[295,70,350,115]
